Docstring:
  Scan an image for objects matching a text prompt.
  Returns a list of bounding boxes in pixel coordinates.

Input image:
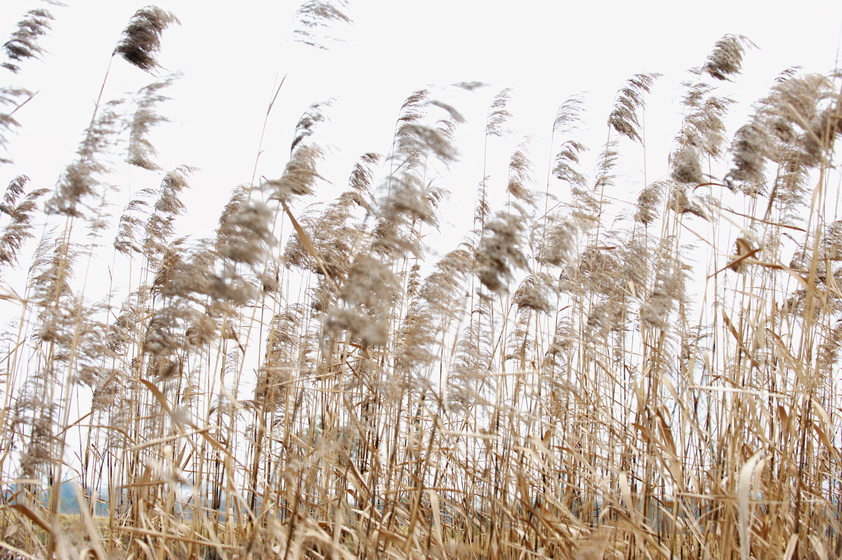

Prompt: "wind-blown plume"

[113,188,156,255]
[0,176,49,272]
[126,75,178,170]
[323,254,400,347]
[639,243,687,330]
[634,180,666,225]
[727,68,837,203]
[348,152,382,197]
[371,89,459,260]
[507,138,535,205]
[215,186,274,267]
[293,0,353,50]
[608,73,660,143]
[2,7,55,74]
[46,98,126,217]
[512,272,555,314]
[551,96,587,188]
[0,87,31,164]
[264,101,330,201]
[143,166,193,261]
[285,191,370,279]
[700,34,755,81]
[486,88,513,137]
[114,6,179,73]
[476,209,528,294]
[670,80,735,185]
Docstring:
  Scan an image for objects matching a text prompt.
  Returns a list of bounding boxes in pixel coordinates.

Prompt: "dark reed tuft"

[347,152,382,197]
[0,176,49,272]
[726,121,769,193]
[512,272,555,313]
[215,186,273,267]
[0,174,28,211]
[671,145,704,184]
[668,181,708,219]
[476,209,528,293]
[2,7,55,74]
[537,215,583,268]
[291,99,332,152]
[607,73,660,143]
[634,180,665,225]
[700,34,755,81]
[113,6,179,72]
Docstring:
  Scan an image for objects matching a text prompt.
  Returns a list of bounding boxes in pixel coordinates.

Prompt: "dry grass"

[1,3,842,559]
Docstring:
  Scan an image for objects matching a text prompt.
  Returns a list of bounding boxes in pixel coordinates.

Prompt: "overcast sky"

[2,0,841,243]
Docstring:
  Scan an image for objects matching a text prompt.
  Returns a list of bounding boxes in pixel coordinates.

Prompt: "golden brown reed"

[0,5,841,559]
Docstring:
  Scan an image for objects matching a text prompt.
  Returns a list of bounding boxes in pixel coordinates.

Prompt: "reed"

[0,2,841,559]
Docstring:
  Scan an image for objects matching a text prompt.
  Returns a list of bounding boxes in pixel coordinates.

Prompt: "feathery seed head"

[700,34,754,81]
[671,145,704,184]
[2,8,55,74]
[476,209,528,293]
[486,88,513,137]
[634,180,665,225]
[293,0,352,50]
[114,6,179,73]
[608,73,661,143]
[126,75,178,170]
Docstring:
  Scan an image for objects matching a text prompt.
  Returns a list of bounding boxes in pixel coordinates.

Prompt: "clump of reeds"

[1,6,842,560]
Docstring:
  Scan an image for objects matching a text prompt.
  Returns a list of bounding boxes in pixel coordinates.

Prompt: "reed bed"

[1,3,841,559]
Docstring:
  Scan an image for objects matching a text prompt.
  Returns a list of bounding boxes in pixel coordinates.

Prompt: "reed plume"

[700,34,755,81]
[126,75,177,171]
[113,6,179,73]
[0,86,31,164]
[293,0,352,50]
[46,98,126,217]
[0,176,49,272]
[476,209,528,294]
[607,73,660,143]
[265,102,330,201]
[2,5,57,74]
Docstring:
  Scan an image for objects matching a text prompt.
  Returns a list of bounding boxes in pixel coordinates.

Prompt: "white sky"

[2,0,842,245]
